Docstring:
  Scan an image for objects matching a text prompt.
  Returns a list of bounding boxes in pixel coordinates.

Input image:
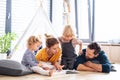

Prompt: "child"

[34,35,42,54]
[21,36,55,76]
[59,25,82,70]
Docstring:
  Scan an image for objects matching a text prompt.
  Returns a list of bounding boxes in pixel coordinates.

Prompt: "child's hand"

[38,62,43,67]
[43,67,50,70]
[78,50,82,55]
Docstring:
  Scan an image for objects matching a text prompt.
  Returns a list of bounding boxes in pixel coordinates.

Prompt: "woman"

[36,34,64,70]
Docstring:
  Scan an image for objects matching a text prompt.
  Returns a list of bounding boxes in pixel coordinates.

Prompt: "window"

[52,0,64,36]
[95,0,120,42]
[0,0,6,35]
[52,0,76,37]
[11,0,50,40]
[76,0,90,41]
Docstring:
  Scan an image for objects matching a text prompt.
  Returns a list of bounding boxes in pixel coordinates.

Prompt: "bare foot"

[49,69,56,76]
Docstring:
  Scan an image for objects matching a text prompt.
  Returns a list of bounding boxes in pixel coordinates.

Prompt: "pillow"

[0,59,33,76]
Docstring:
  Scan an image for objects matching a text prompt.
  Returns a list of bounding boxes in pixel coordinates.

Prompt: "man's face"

[85,47,96,59]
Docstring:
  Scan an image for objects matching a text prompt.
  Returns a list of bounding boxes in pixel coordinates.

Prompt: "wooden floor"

[0,64,119,80]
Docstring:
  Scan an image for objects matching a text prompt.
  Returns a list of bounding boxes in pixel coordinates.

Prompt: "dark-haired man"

[74,42,111,73]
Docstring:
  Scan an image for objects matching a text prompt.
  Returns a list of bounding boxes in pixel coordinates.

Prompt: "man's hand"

[84,61,93,67]
[84,61,102,72]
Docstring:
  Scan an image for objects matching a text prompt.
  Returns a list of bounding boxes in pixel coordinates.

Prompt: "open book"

[54,70,79,75]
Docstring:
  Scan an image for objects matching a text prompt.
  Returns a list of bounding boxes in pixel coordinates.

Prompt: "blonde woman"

[59,25,83,70]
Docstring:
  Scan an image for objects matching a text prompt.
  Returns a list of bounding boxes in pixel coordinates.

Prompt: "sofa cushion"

[0,59,33,76]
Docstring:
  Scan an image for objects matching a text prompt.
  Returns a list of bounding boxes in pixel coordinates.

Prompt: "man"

[74,42,111,73]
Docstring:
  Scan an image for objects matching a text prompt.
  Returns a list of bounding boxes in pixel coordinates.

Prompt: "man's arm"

[77,64,96,71]
[84,61,102,72]
[84,51,111,73]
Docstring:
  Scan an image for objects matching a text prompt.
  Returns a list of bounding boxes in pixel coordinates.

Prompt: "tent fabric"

[0,1,54,76]
[10,3,57,62]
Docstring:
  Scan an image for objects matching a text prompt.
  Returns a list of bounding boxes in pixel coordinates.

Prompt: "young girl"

[59,25,83,70]
[21,36,55,76]
[34,35,43,54]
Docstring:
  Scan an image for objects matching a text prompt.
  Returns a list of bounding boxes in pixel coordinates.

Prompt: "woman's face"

[49,44,59,54]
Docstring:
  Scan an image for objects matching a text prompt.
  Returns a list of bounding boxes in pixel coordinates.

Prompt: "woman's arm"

[54,62,64,70]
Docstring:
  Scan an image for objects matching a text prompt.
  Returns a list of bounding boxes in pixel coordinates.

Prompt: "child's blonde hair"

[62,25,75,38]
[27,36,40,48]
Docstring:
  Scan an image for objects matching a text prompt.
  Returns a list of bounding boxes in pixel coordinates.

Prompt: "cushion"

[0,59,33,76]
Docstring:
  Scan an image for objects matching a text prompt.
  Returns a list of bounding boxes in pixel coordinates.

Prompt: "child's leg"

[49,68,56,76]
[67,58,76,70]
[61,57,67,70]
[31,66,50,76]
[41,61,56,69]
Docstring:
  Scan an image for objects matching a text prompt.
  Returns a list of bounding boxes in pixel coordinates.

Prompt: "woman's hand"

[54,62,64,70]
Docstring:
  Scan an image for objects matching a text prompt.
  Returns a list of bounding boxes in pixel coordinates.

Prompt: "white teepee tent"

[10,1,57,62]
